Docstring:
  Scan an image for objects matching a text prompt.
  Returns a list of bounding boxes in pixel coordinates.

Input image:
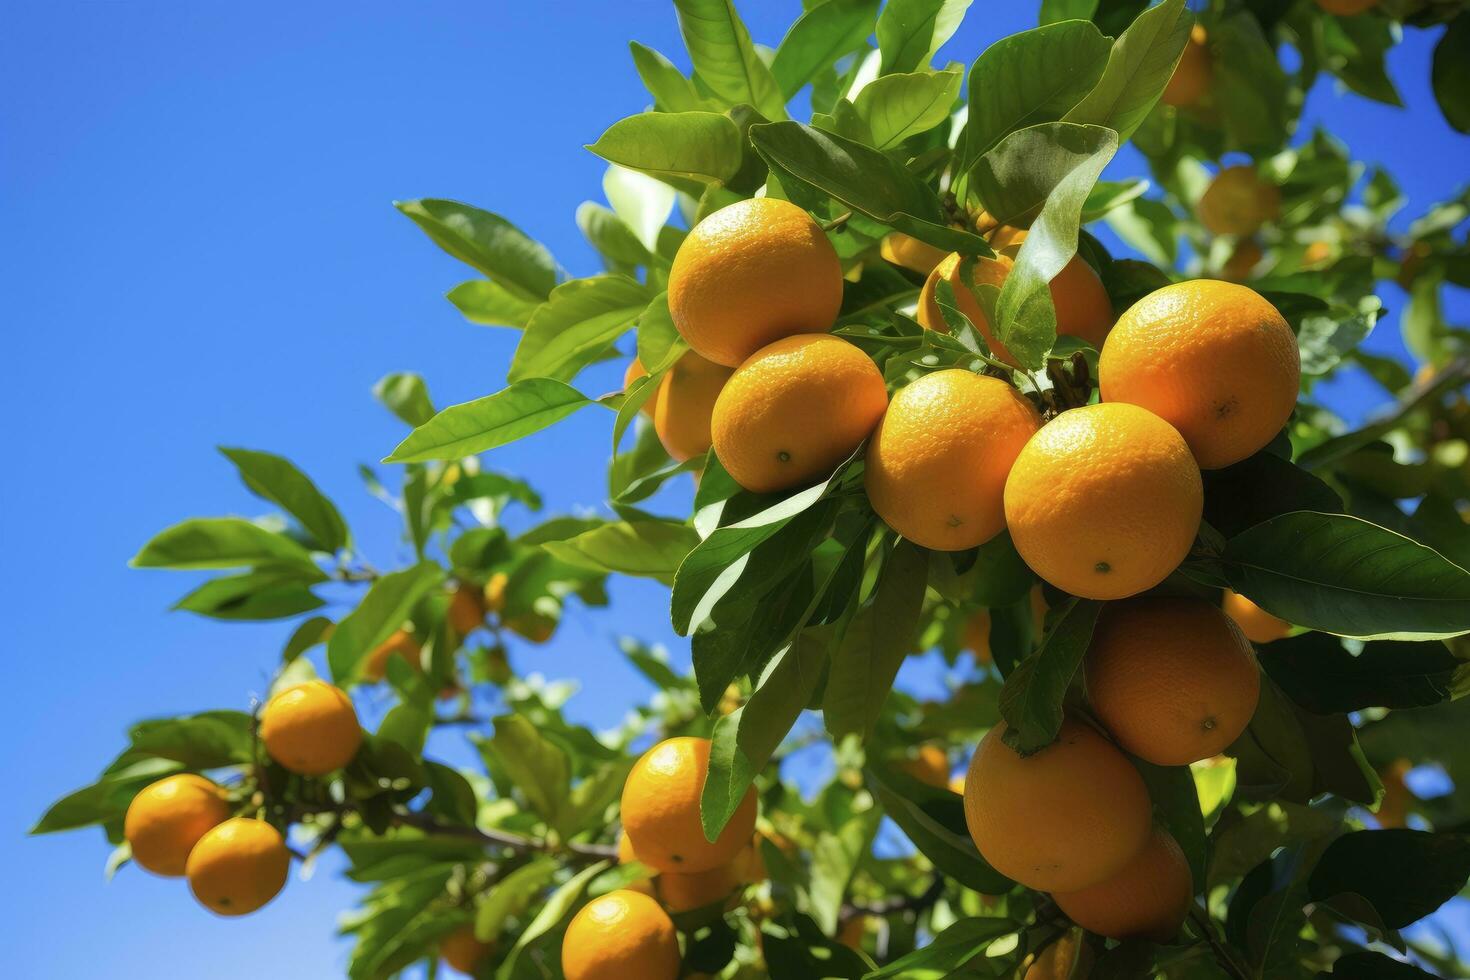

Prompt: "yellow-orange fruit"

[1100,280,1299,469]
[900,744,952,789]
[1052,826,1193,942]
[1316,0,1377,13]
[1085,597,1260,766]
[621,737,757,873]
[1302,241,1333,266]
[964,608,993,665]
[668,197,842,367]
[624,356,658,418]
[363,628,422,682]
[1025,928,1095,980]
[441,924,493,976]
[917,252,1018,365]
[1004,403,1203,600]
[865,370,1040,550]
[964,719,1152,892]
[482,572,508,614]
[448,584,485,637]
[1376,758,1415,828]
[987,231,1115,349]
[880,232,948,275]
[185,817,290,917]
[1222,589,1293,643]
[653,349,735,462]
[731,835,768,884]
[260,680,363,776]
[123,774,231,877]
[838,915,867,949]
[1221,239,1263,281]
[561,889,681,980]
[711,334,888,494]
[1162,25,1210,107]
[616,832,657,897]
[1197,166,1280,237]
[657,862,742,913]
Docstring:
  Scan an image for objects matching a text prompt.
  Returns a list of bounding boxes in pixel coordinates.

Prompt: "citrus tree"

[32,0,1470,977]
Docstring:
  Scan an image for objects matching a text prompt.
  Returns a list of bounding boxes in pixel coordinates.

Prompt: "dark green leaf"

[1202,449,1343,538]
[998,598,1103,753]
[862,917,1016,978]
[327,562,444,681]
[1432,14,1470,134]
[1263,633,1469,713]
[1326,951,1441,980]
[865,762,1013,894]
[1062,0,1190,141]
[127,711,255,768]
[1308,830,1470,929]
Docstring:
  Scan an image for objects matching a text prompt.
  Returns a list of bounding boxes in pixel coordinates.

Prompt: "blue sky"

[2,2,1466,977]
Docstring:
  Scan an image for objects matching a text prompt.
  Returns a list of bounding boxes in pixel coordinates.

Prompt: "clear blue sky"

[2,2,1465,977]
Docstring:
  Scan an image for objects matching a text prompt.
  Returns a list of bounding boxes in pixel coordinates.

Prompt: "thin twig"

[840,874,944,923]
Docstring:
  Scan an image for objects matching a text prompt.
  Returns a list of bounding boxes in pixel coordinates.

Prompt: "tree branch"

[840,874,944,923]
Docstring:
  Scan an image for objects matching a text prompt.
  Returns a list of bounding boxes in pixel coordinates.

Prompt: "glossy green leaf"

[395,199,556,301]
[445,279,539,328]
[1433,14,1470,134]
[771,0,880,100]
[219,447,349,553]
[1263,633,1469,714]
[327,561,443,681]
[1308,830,1470,929]
[541,520,700,586]
[672,0,786,120]
[1062,0,1190,141]
[998,598,1102,753]
[131,518,318,570]
[863,916,1017,978]
[172,568,325,621]
[508,274,650,382]
[576,202,652,268]
[386,379,595,463]
[587,110,744,185]
[852,68,961,149]
[875,0,973,75]
[372,372,437,427]
[628,41,719,112]
[865,762,1013,894]
[484,714,572,835]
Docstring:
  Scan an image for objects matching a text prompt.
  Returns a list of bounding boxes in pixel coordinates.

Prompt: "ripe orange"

[561,889,681,980]
[362,628,422,682]
[652,349,735,462]
[1004,403,1203,600]
[900,744,951,789]
[987,230,1115,349]
[1316,0,1377,13]
[1302,240,1333,266]
[624,356,657,418]
[1376,758,1415,828]
[1052,825,1193,942]
[866,370,1040,550]
[668,197,842,367]
[963,608,992,665]
[185,817,290,916]
[483,571,509,614]
[1222,589,1292,643]
[731,835,768,884]
[260,680,363,776]
[616,831,657,897]
[448,583,485,637]
[711,334,888,493]
[621,736,757,873]
[1197,166,1280,237]
[880,232,947,275]
[1084,597,1260,766]
[917,252,1018,364]
[1024,928,1094,980]
[441,924,493,976]
[837,915,867,949]
[123,774,231,877]
[1099,280,1300,469]
[963,719,1152,892]
[1162,25,1210,107]
[1221,239,1262,281]
[657,861,742,913]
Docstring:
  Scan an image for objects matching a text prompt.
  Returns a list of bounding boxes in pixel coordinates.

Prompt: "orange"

[1024,928,1094,980]
[1052,825,1193,942]
[731,835,768,883]
[987,231,1115,349]
[1316,0,1377,13]
[1376,758,1415,828]
[1099,280,1300,469]
[362,628,422,682]
[624,356,658,418]
[1222,589,1292,643]
[1084,597,1260,766]
[917,252,1018,364]
[1221,239,1262,281]
[123,774,231,877]
[865,370,1040,550]
[963,608,992,665]
[441,924,493,976]
[483,571,508,614]
[711,334,888,494]
[621,736,757,873]
[1197,166,1280,237]
[260,680,363,776]
[964,719,1152,892]
[616,832,658,897]
[668,197,842,367]
[1004,403,1203,600]
[1302,240,1333,266]
[900,744,951,789]
[657,861,742,913]
[561,889,681,980]
[448,583,485,637]
[837,915,867,949]
[880,232,947,275]
[185,817,290,916]
[1162,25,1210,107]
[652,349,735,462]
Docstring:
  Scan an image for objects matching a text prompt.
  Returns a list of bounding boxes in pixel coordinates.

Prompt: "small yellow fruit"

[185,817,290,916]
[483,572,509,614]
[441,924,494,976]
[260,680,363,776]
[1197,166,1280,237]
[652,349,734,462]
[362,628,422,682]
[123,774,231,877]
[561,889,681,980]
[900,744,952,789]
[880,232,948,275]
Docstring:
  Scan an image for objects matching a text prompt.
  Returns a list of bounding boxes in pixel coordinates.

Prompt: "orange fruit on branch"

[1099,279,1299,469]
[880,232,947,275]
[362,628,422,682]
[1084,597,1260,766]
[1003,402,1203,600]
[963,719,1152,892]
[986,229,1115,349]
[623,356,657,418]
[1052,825,1193,942]
[123,774,231,877]
[668,197,842,367]
[185,817,290,916]
[561,889,681,980]
[656,861,742,913]
[652,349,734,462]
[917,252,1017,363]
[900,744,952,789]
[621,736,757,873]
[711,334,887,493]
[1023,928,1094,980]
[1197,166,1280,237]
[440,924,493,976]
[447,583,485,637]
[1162,25,1210,107]
[865,369,1040,550]
[260,679,363,776]
[1222,588,1292,643]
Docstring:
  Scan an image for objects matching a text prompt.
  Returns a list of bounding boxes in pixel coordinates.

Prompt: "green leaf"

[484,714,572,835]
[1263,633,1469,714]
[327,561,444,681]
[628,41,720,113]
[1211,11,1290,154]
[852,68,961,149]
[748,120,991,254]
[1324,14,1403,108]
[823,540,929,740]
[394,199,556,301]
[672,0,786,120]
[875,0,973,75]
[508,275,650,383]
[282,615,333,662]
[474,858,558,941]
[500,861,610,976]
[998,598,1103,753]
[961,20,1111,169]
[127,710,256,768]
[31,758,181,835]
[219,447,349,553]
[587,111,744,185]
[810,807,881,934]
[131,517,318,570]
[576,202,653,268]
[1039,0,1098,23]
[385,379,595,464]
[1223,512,1470,641]
[771,0,881,101]
[1062,0,1190,141]
[1308,830,1470,929]
[172,568,325,621]
[1326,951,1440,980]
[1433,14,1470,134]
[1202,449,1343,539]
[979,122,1118,370]
[635,290,683,377]
[862,916,1017,978]
[1103,196,1177,266]
[1133,759,1207,892]
[541,520,701,586]
[865,762,1013,894]
[445,279,540,329]
[372,372,437,427]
